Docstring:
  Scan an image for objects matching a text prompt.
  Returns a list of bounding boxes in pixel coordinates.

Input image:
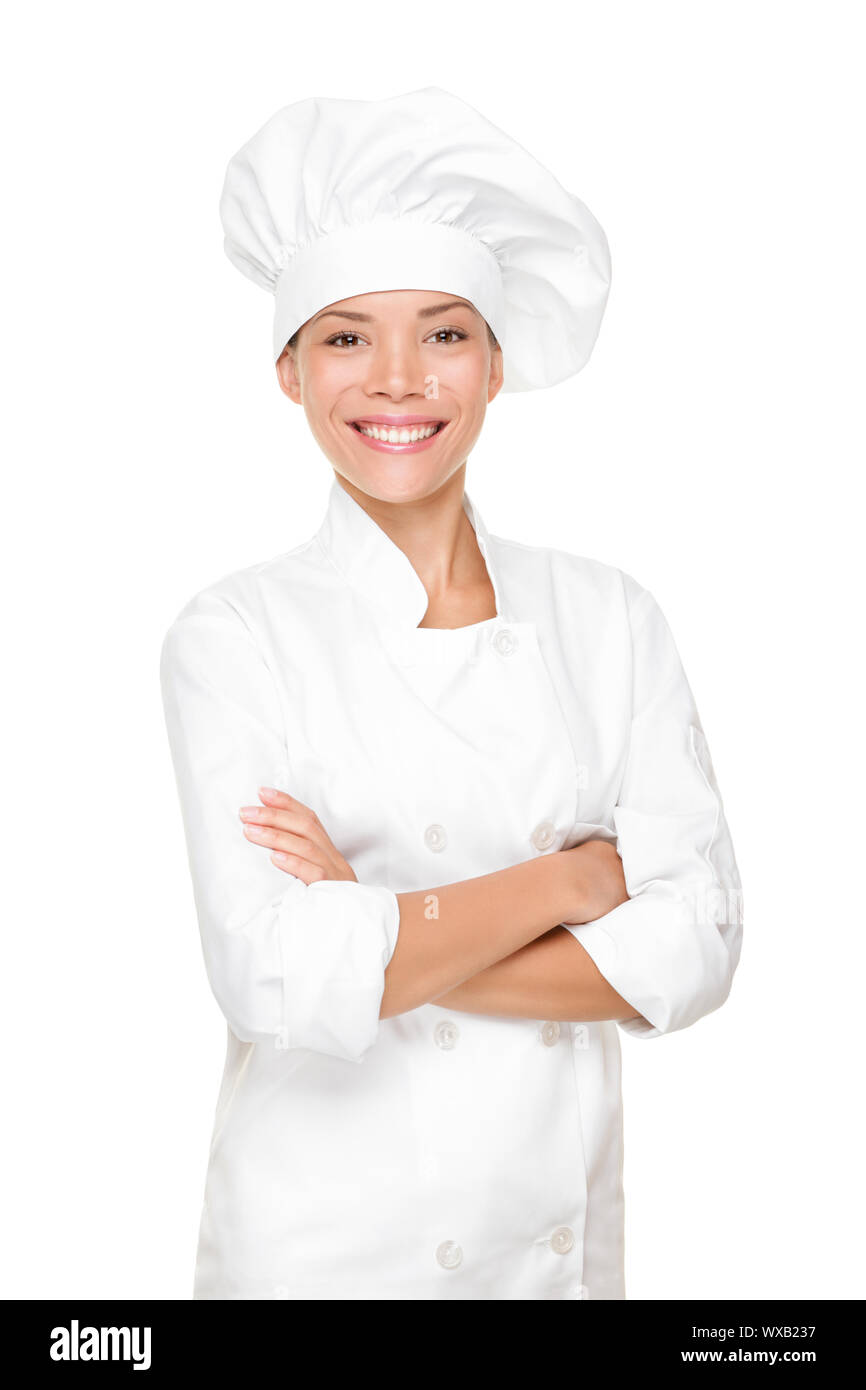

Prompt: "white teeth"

[356,422,441,442]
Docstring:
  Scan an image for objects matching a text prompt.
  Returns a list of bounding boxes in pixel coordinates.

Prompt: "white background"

[2,0,863,1300]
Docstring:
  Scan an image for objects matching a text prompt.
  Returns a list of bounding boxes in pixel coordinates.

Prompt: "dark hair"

[283,319,499,356]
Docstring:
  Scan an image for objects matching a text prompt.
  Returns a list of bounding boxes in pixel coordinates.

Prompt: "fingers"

[238,787,327,842]
[238,786,332,884]
[269,849,327,885]
[241,818,327,864]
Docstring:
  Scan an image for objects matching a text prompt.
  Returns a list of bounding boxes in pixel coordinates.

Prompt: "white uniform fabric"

[159,477,743,1301]
[218,86,612,392]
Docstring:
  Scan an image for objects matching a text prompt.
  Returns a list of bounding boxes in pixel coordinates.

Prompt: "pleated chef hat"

[219,87,611,392]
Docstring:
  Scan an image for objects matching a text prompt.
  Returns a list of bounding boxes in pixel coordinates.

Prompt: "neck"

[333,467,496,628]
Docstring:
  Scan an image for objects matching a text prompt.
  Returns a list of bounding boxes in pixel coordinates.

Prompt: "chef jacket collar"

[315,475,509,629]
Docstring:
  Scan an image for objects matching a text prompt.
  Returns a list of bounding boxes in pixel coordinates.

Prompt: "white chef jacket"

[159,475,743,1301]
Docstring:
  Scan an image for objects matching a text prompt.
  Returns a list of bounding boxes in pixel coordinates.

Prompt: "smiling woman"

[160,86,743,1303]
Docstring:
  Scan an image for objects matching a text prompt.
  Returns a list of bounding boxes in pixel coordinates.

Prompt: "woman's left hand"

[238,786,358,885]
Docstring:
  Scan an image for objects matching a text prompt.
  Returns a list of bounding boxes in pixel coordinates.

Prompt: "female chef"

[159,87,743,1301]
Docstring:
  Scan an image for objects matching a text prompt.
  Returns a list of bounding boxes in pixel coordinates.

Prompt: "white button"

[492,627,518,656]
[531,819,557,852]
[424,823,447,852]
[434,1019,459,1050]
[550,1225,575,1255]
[572,1024,589,1050]
[540,1020,561,1047]
[436,1240,463,1269]
[564,1283,589,1299]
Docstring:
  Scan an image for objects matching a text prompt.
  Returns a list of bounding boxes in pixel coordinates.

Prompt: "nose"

[363,335,427,400]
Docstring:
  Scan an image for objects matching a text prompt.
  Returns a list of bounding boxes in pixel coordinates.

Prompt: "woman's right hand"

[558,838,629,926]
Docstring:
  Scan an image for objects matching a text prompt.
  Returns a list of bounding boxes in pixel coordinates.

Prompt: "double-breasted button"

[424,823,447,852]
[436,1240,463,1269]
[492,627,518,656]
[572,1024,589,1050]
[564,1284,588,1299]
[540,1020,561,1047]
[434,1019,459,1050]
[550,1225,575,1255]
[531,819,556,852]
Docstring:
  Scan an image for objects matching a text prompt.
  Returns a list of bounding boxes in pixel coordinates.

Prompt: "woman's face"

[275,288,504,504]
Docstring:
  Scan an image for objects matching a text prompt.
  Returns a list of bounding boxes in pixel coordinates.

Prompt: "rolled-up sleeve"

[563,582,743,1038]
[159,590,401,1063]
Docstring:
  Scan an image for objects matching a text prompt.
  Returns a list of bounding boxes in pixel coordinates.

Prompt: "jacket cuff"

[563,887,738,1039]
[278,881,401,1063]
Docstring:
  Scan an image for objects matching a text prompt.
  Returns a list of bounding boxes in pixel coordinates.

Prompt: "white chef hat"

[219,87,611,392]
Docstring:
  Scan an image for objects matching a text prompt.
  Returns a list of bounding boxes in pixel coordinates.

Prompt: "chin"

[331,460,465,508]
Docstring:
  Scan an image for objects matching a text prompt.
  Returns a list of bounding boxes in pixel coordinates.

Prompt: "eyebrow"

[311,298,480,326]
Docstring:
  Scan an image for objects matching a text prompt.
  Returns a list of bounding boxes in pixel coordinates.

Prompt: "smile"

[347,418,449,453]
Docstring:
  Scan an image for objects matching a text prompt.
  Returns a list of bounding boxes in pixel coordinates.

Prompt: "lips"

[346,417,450,453]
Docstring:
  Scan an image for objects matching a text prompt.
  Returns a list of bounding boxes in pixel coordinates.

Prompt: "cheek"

[300,365,352,427]
[444,356,491,416]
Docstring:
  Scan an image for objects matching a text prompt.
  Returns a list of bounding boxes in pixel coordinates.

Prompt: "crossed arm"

[428,927,637,1022]
[238,786,643,1027]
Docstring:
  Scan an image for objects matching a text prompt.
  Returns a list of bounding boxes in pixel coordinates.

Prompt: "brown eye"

[427,328,468,344]
[326,332,364,347]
